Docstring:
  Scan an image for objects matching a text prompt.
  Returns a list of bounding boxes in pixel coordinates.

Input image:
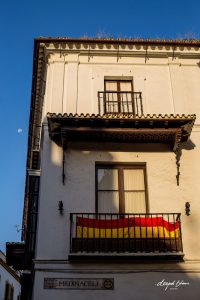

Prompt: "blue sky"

[0,0,199,252]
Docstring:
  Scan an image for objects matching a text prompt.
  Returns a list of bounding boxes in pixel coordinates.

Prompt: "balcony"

[69,213,183,259]
[47,113,195,153]
[98,91,143,115]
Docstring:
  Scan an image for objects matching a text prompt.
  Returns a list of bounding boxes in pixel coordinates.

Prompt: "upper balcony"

[98,91,143,115]
[47,113,195,155]
[69,213,183,260]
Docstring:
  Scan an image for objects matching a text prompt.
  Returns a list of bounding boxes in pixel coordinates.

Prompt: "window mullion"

[117,81,121,113]
[118,167,125,213]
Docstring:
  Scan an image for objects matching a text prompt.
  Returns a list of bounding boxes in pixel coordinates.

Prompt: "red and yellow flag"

[76,216,179,239]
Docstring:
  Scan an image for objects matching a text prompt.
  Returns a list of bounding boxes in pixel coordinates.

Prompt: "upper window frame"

[95,162,149,214]
[104,79,134,92]
[104,79,134,114]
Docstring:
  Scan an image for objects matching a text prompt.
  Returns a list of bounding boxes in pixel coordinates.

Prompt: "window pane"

[105,81,117,91]
[105,93,118,113]
[125,191,146,213]
[106,96,118,113]
[120,93,133,113]
[105,82,118,113]
[120,81,132,91]
[123,169,145,190]
[98,169,118,190]
[4,283,9,300]
[98,191,119,213]
[10,286,14,300]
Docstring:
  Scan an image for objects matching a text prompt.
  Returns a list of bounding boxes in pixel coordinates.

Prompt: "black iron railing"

[98,91,143,115]
[70,213,183,254]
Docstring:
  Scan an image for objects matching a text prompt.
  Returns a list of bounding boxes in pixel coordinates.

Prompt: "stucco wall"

[43,52,200,123]
[32,266,200,300]
[35,126,200,261]
[33,46,200,299]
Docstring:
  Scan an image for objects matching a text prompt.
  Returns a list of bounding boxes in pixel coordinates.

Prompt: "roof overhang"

[47,113,195,151]
[6,242,33,271]
[6,242,26,271]
[35,37,200,48]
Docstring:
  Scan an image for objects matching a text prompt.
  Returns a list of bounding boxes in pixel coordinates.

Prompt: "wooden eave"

[47,113,195,151]
[6,242,25,272]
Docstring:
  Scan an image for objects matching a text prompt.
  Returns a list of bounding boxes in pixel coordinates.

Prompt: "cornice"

[43,44,200,58]
[35,37,200,47]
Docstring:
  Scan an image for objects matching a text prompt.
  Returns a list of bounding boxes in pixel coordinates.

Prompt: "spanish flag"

[76,216,179,239]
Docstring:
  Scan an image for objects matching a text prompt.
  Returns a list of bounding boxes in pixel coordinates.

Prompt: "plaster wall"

[35,126,200,261]
[32,267,200,300]
[43,52,200,122]
[34,47,200,299]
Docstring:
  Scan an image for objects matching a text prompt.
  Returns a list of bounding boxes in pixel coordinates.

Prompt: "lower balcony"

[69,213,183,260]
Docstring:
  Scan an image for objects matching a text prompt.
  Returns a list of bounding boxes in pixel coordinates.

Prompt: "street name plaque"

[44,278,114,290]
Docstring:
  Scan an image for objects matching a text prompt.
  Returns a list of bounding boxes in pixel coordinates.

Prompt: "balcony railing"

[70,213,183,256]
[98,91,143,115]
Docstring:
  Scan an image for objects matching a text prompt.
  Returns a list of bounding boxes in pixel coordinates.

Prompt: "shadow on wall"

[175,139,196,186]
[111,267,200,300]
[181,139,196,151]
[68,141,173,153]
[49,139,197,216]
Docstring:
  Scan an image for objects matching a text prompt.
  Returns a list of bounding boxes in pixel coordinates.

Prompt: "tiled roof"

[47,112,196,120]
[36,37,200,45]
[47,113,195,150]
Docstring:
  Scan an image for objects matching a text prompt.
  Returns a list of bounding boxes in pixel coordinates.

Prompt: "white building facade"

[7,38,200,299]
[0,251,21,300]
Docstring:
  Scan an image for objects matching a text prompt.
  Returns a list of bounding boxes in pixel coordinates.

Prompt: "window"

[96,163,148,214]
[27,176,40,253]
[104,79,134,113]
[4,282,14,300]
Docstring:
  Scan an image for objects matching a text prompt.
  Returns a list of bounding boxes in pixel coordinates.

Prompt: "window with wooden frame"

[104,79,134,114]
[96,163,148,214]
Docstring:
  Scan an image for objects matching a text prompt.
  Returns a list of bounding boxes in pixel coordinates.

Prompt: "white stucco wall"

[36,46,200,261]
[32,265,200,300]
[42,51,200,123]
[0,254,21,300]
[35,126,200,261]
[33,44,200,300]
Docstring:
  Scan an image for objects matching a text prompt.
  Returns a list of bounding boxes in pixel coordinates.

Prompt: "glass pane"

[120,81,132,91]
[98,169,118,190]
[105,81,118,91]
[10,286,14,300]
[120,92,133,113]
[5,283,9,299]
[106,92,118,113]
[123,169,145,191]
[105,81,118,113]
[98,191,119,213]
[125,191,146,213]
